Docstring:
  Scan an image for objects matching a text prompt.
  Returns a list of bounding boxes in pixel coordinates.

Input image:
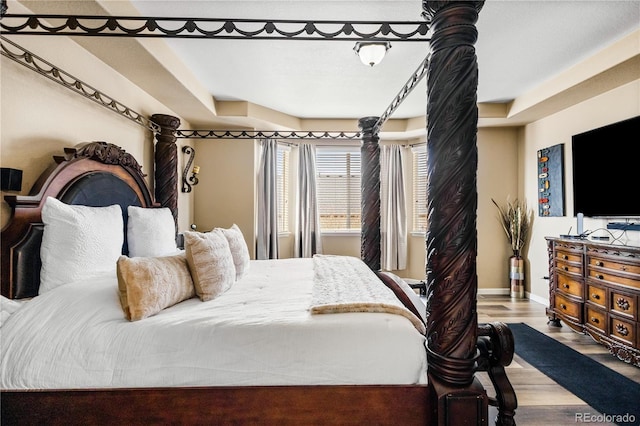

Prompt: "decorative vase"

[509,255,525,299]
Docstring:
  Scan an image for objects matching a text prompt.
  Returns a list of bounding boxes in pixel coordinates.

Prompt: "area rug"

[508,323,640,424]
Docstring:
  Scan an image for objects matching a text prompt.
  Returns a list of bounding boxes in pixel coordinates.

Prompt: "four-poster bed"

[1,1,517,424]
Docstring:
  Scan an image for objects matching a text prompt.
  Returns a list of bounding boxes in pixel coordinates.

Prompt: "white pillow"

[127,206,178,257]
[219,224,251,280]
[39,197,124,294]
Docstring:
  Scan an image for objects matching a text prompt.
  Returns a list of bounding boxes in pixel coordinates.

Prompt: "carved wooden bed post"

[422,1,488,423]
[151,114,181,228]
[358,116,382,271]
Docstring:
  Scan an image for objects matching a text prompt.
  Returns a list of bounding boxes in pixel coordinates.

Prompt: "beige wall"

[522,80,640,302]
[0,27,194,231]
[477,127,522,291]
[192,139,257,257]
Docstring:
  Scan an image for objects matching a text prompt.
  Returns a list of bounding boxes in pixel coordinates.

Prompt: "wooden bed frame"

[1,1,517,425]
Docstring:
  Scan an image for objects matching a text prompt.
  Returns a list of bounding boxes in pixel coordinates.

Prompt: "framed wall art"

[537,143,565,217]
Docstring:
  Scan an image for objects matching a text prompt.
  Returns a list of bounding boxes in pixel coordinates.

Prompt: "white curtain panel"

[294,144,323,257]
[256,139,279,259]
[381,145,407,271]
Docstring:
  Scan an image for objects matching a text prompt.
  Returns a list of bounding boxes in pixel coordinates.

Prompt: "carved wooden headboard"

[0,142,156,299]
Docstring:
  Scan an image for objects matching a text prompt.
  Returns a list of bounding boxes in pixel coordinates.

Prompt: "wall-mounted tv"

[572,115,640,218]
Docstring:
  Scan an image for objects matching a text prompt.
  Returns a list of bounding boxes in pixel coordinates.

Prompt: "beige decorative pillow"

[219,224,251,280]
[184,230,236,301]
[117,253,195,321]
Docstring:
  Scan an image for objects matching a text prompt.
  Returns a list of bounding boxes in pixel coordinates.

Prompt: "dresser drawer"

[609,315,636,347]
[587,284,606,308]
[554,293,582,322]
[589,257,640,275]
[587,269,640,291]
[555,260,582,275]
[555,249,582,265]
[556,273,583,299]
[610,291,637,320]
[585,306,606,333]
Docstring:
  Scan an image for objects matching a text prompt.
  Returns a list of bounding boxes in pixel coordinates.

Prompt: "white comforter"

[1,258,427,389]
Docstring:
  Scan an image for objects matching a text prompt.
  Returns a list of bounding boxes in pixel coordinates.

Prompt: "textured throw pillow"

[184,230,236,301]
[116,252,195,321]
[219,224,251,280]
[40,197,124,294]
[127,206,178,257]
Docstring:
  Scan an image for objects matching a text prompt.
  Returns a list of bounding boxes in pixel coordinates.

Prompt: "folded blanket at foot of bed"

[310,255,426,335]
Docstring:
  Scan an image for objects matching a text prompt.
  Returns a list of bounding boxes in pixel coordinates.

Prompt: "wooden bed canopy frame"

[1,1,518,424]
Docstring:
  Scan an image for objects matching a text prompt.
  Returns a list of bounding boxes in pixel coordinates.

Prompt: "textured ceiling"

[126,0,640,120]
[9,0,640,125]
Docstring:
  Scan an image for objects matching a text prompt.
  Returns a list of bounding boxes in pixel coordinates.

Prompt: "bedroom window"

[277,144,290,233]
[316,146,361,232]
[412,144,428,233]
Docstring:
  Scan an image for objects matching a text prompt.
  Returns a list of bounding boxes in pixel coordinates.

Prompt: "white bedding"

[1,258,427,389]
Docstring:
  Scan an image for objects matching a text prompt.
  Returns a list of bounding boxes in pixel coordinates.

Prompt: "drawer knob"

[590,317,599,324]
[563,283,570,289]
[591,294,600,300]
[563,266,569,271]
[560,303,567,310]
[616,298,630,311]
[595,261,603,267]
[615,324,629,336]
[596,274,604,280]
[562,255,569,260]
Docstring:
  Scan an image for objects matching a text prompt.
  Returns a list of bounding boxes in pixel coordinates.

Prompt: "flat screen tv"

[571,115,640,218]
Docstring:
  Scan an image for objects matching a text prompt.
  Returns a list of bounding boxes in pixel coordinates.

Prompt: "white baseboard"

[526,292,549,306]
[417,284,550,306]
[477,288,510,296]
[476,288,549,306]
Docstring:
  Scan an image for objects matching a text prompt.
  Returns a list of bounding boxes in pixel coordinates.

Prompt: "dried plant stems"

[492,198,531,257]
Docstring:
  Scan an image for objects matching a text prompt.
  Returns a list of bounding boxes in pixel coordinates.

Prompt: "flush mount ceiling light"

[354,41,391,67]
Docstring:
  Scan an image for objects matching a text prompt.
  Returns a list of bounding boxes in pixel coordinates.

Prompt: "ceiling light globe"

[354,42,391,67]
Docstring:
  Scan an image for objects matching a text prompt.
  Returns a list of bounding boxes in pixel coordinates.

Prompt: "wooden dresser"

[546,237,640,367]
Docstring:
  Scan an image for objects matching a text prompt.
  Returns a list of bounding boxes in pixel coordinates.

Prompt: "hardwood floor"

[475,295,640,426]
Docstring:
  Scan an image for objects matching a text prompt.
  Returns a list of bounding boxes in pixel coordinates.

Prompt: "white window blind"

[316,146,361,231]
[276,144,290,233]
[412,145,428,233]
